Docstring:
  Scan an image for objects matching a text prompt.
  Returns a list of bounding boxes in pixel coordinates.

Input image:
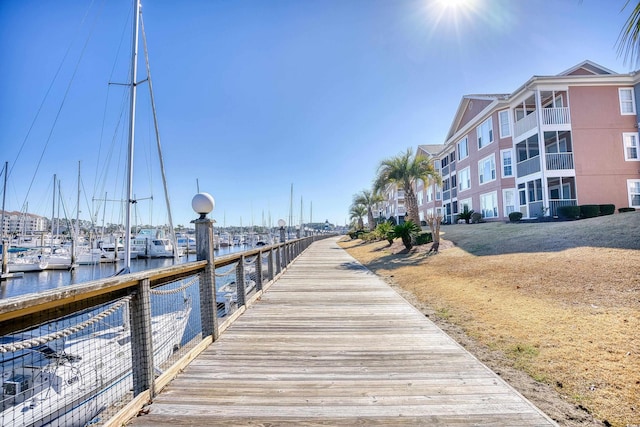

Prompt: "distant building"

[0,210,48,236]
[381,61,640,223]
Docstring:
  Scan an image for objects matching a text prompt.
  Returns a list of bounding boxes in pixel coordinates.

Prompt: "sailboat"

[1,2,191,425]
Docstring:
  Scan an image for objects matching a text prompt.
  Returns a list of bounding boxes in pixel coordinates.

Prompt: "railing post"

[275,246,282,275]
[236,255,246,307]
[255,250,263,291]
[194,215,218,341]
[130,278,155,397]
[267,248,274,281]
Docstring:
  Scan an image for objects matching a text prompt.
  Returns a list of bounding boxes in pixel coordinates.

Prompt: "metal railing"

[541,107,570,125]
[549,199,577,217]
[546,152,574,170]
[0,230,332,427]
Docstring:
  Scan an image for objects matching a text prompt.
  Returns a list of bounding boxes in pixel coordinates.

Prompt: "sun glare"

[435,0,477,12]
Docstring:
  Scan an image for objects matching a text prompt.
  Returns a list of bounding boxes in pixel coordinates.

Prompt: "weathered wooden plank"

[126,237,556,426]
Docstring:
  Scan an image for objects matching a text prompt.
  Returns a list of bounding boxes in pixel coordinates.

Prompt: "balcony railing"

[442,190,450,201]
[546,152,574,170]
[542,107,570,125]
[396,191,405,200]
[516,155,541,177]
[513,113,537,139]
[442,165,450,176]
[549,199,577,217]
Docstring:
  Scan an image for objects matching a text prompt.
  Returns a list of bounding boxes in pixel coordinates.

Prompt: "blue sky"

[0,0,635,229]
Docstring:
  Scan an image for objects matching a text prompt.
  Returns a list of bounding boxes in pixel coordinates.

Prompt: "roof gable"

[557,60,616,76]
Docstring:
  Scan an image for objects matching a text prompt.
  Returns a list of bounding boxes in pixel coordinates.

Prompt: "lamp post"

[278,219,286,243]
[192,192,218,340]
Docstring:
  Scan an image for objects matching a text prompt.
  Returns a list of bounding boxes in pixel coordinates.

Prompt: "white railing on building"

[513,112,537,139]
[549,199,577,217]
[541,107,571,125]
[546,152,574,170]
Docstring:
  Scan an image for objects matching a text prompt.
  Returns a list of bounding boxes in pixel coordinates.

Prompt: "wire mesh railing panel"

[149,275,201,372]
[0,298,134,427]
[213,263,239,318]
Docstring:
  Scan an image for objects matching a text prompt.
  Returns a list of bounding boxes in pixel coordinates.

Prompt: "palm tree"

[617,1,640,66]
[349,203,367,230]
[353,190,384,231]
[373,148,441,227]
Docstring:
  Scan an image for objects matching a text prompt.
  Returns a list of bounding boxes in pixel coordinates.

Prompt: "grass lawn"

[339,212,640,427]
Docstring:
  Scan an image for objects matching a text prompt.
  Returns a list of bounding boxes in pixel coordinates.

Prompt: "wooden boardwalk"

[128,237,556,426]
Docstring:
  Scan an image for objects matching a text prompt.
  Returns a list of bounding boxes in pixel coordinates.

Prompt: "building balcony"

[542,107,570,126]
[513,113,537,139]
[516,155,541,178]
[546,152,574,170]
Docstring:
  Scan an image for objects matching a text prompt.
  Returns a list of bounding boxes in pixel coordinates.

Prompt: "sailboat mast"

[51,174,56,249]
[124,0,142,272]
[1,161,8,241]
[140,15,179,260]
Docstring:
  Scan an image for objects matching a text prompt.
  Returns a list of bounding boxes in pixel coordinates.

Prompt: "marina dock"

[127,237,556,426]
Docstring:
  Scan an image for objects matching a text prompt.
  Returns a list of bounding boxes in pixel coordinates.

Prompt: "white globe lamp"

[192,193,215,219]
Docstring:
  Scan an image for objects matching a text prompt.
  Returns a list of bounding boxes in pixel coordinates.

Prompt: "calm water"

[0,245,245,300]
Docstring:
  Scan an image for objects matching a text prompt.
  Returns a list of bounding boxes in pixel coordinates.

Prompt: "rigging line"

[93,3,134,198]
[20,0,107,214]
[9,0,98,180]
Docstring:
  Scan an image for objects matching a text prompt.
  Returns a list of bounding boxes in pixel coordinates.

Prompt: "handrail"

[0,231,335,427]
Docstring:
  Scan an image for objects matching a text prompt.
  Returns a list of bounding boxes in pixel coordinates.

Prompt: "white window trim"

[478,154,496,185]
[459,166,471,191]
[477,117,494,150]
[619,88,636,115]
[480,191,499,219]
[502,188,516,217]
[457,137,469,160]
[500,149,514,177]
[623,132,640,161]
[629,179,640,207]
[498,110,511,138]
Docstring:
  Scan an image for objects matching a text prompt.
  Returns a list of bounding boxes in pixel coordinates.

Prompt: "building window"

[501,149,513,177]
[477,117,494,149]
[418,191,424,206]
[459,167,471,191]
[436,186,442,201]
[619,88,636,115]
[527,179,543,202]
[623,132,639,161]
[629,180,640,207]
[503,189,516,216]
[498,110,511,138]
[480,192,498,218]
[458,137,469,160]
[459,198,472,211]
[478,155,496,184]
[426,186,433,202]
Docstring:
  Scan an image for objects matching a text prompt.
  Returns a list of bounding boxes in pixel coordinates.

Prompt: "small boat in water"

[6,251,48,273]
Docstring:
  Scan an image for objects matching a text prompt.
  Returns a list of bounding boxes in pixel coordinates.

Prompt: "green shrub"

[471,212,483,224]
[392,220,421,250]
[374,222,394,244]
[580,204,600,218]
[508,212,523,222]
[619,207,636,213]
[348,229,366,240]
[598,204,615,216]
[557,205,580,219]
[456,207,475,224]
[415,231,433,245]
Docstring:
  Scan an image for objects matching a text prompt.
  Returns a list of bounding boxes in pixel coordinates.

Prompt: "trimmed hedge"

[598,204,615,216]
[618,207,636,213]
[508,212,523,222]
[415,231,433,245]
[580,204,600,219]
[557,205,580,219]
